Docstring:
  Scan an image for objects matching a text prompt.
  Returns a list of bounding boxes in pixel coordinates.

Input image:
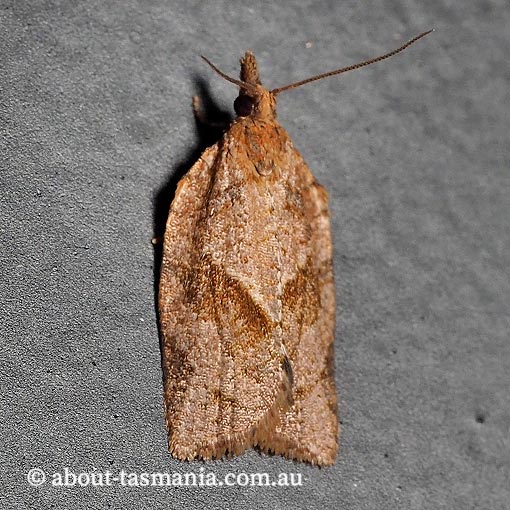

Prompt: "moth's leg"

[192,96,230,130]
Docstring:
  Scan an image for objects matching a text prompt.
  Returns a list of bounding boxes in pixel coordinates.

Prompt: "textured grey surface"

[1,1,509,509]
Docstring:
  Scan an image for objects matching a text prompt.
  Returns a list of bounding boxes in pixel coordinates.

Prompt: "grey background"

[1,1,509,509]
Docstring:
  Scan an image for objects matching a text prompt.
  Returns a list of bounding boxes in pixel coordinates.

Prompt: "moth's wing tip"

[168,432,255,462]
[166,371,295,463]
[257,440,338,467]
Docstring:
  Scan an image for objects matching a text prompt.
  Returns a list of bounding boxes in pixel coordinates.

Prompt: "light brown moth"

[159,31,432,466]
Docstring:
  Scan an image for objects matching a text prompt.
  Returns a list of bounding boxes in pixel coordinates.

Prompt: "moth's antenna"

[271,29,433,95]
[201,56,258,94]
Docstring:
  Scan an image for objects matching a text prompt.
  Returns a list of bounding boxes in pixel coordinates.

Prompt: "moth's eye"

[234,95,255,117]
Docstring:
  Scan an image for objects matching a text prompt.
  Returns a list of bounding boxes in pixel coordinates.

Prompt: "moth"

[158,31,431,466]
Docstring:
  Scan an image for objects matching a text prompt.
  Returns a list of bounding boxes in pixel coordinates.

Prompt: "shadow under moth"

[158,31,431,466]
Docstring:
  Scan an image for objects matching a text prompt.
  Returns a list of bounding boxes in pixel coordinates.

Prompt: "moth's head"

[234,86,276,119]
[201,30,433,121]
[233,51,276,119]
[201,51,276,120]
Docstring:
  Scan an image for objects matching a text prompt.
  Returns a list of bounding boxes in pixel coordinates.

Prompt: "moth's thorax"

[228,113,288,177]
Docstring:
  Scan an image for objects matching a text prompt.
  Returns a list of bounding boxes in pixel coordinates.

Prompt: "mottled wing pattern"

[257,139,338,465]
[159,135,292,460]
[159,115,338,465]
